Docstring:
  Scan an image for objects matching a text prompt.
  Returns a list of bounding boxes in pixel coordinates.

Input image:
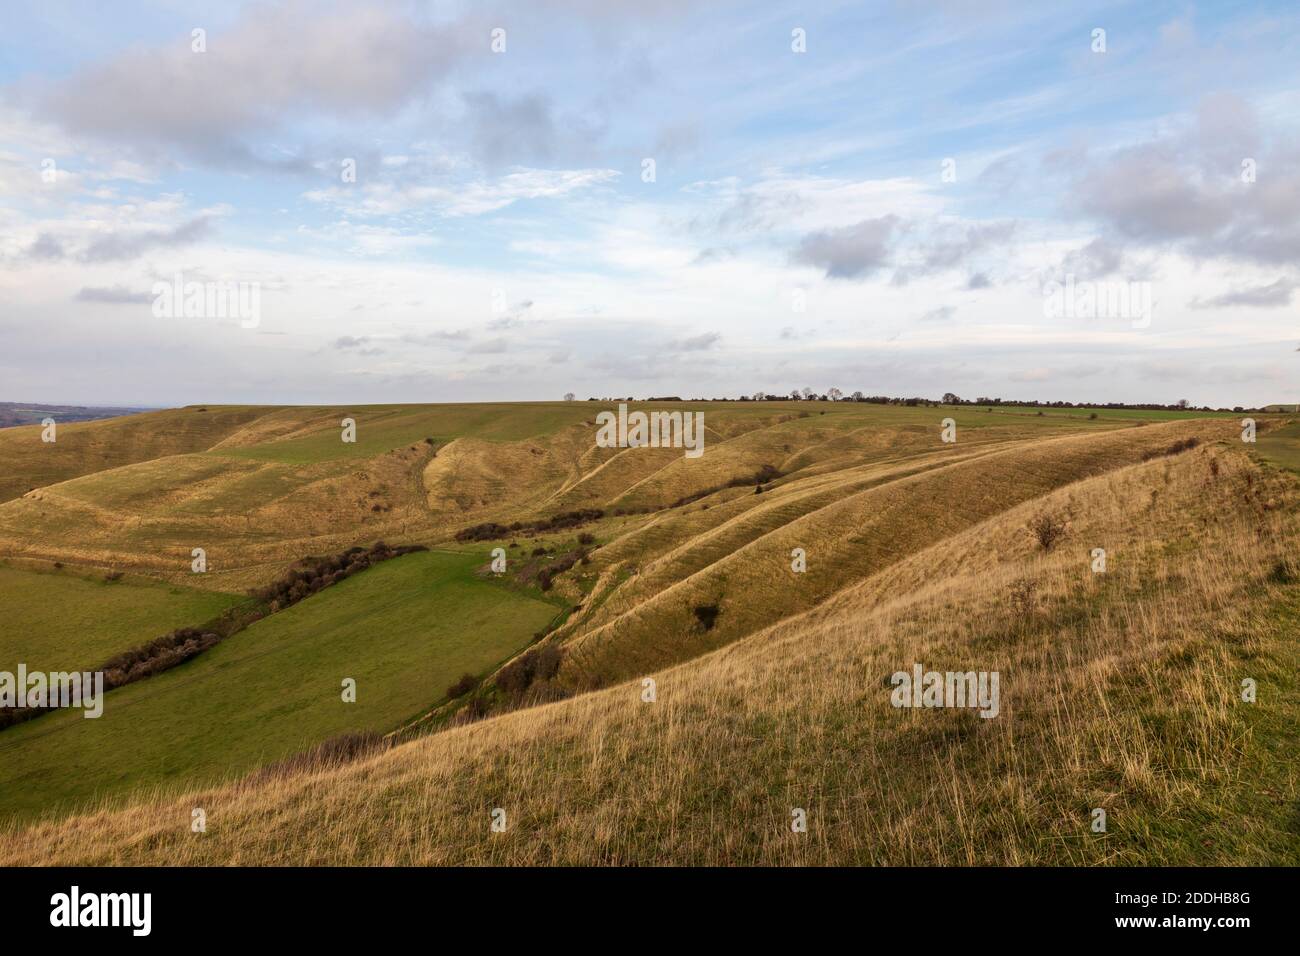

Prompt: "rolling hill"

[0,401,1295,864]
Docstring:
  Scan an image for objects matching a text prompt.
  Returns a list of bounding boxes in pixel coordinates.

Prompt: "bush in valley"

[446,672,480,698]
[61,541,427,710]
[104,571,123,582]
[1,625,227,730]
[455,509,604,542]
[577,532,596,545]
[252,540,427,609]
[457,521,512,541]
[536,549,587,591]
[693,603,721,630]
[497,645,564,697]
[100,628,222,689]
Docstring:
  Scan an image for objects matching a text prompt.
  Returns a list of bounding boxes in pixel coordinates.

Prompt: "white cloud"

[304,167,619,218]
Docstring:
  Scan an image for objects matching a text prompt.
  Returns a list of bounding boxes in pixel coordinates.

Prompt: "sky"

[0,0,1297,407]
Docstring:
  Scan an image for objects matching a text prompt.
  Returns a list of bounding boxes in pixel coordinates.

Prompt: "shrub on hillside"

[1027,512,1069,551]
[446,673,480,698]
[536,549,587,591]
[497,645,564,697]
[693,603,721,630]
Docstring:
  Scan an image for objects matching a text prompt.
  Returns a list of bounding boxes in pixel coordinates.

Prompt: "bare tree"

[563,392,576,401]
[829,387,843,401]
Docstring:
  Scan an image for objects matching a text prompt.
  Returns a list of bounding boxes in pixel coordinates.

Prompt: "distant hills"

[0,402,152,429]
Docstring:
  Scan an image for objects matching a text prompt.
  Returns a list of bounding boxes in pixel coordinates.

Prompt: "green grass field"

[0,563,239,672]
[0,549,559,822]
[217,403,601,463]
[1256,420,1300,474]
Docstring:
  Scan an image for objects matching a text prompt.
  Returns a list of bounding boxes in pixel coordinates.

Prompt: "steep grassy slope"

[0,400,1286,860]
[6,440,1292,864]
[0,402,608,586]
[0,401,1116,591]
[0,550,559,822]
[0,562,238,672]
[0,405,277,504]
[552,419,1234,687]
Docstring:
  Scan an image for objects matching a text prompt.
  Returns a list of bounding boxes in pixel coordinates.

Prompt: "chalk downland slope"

[4,431,1296,865]
[0,402,1103,592]
[0,406,277,505]
[551,419,1232,687]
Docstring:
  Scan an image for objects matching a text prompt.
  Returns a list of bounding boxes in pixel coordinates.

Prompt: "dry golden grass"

[556,419,1233,687]
[5,439,1294,865]
[0,406,277,504]
[0,441,438,591]
[0,402,1120,591]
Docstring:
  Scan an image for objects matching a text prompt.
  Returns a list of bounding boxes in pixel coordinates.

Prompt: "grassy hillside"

[0,405,277,505]
[1,401,1227,596]
[4,439,1293,864]
[553,419,1231,688]
[0,550,558,822]
[0,562,238,672]
[0,400,1292,864]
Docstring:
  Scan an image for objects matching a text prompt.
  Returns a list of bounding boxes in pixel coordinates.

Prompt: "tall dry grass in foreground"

[3,443,1296,865]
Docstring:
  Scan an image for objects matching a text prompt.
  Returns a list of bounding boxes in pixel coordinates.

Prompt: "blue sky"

[1,0,1297,406]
